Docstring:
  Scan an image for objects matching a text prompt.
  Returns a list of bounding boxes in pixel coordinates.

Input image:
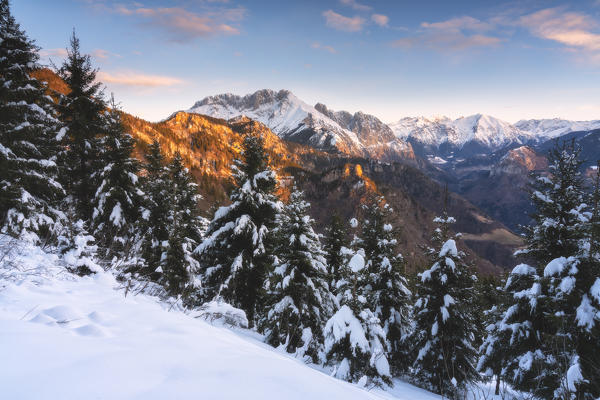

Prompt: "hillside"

[0,235,448,400]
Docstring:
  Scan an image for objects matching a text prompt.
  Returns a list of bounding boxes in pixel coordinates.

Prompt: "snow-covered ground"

[0,236,504,399]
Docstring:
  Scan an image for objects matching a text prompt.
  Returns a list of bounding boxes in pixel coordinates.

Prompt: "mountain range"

[189,88,600,165]
[189,88,600,232]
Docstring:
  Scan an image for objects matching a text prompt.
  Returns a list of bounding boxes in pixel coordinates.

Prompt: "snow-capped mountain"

[389,114,535,158]
[188,90,414,162]
[514,118,600,140]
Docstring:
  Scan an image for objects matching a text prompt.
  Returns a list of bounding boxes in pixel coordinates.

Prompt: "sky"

[12,0,600,123]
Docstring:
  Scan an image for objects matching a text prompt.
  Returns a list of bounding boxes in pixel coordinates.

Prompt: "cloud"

[97,70,184,87]
[91,48,121,60]
[371,14,389,27]
[393,15,502,51]
[393,33,501,50]
[339,0,371,12]
[520,8,600,52]
[322,10,365,32]
[39,48,68,59]
[421,16,491,32]
[311,42,337,54]
[113,4,244,41]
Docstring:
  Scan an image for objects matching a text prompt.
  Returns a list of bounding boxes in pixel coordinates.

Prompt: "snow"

[188,89,363,151]
[591,278,600,303]
[439,239,458,257]
[566,357,584,392]
[511,264,535,276]
[575,295,598,330]
[349,253,366,272]
[0,238,447,400]
[388,114,534,150]
[544,257,575,277]
[325,305,369,354]
[194,300,248,328]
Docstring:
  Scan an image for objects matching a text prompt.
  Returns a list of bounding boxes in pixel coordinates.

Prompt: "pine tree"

[576,165,600,397]
[162,152,203,298]
[324,214,349,290]
[540,154,600,399]
[139,140,171,280]
[498,141,592,398]
[90,98,143,260]
[360,197,412,376]
[323,249,392,387]
[475,275,509,396]
[410,215,478,398]
[260,188,335,363]
[523,140,587,265]
[57,31,106,221]
[197,135,281,325]
[0,0,64,243]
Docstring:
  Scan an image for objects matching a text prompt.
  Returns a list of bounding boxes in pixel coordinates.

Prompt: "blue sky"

[12,0,600,123]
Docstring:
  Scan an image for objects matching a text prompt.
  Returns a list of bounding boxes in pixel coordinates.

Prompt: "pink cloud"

[97,70,184,87]
[520,8,600,52]
[114,5,244,41]
[371,14,389,27]
[339,0,371,12]
[322,10,365,32]
[311,42,337,54]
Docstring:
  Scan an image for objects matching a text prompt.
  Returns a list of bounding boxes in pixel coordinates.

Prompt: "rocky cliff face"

[189,89,415,163]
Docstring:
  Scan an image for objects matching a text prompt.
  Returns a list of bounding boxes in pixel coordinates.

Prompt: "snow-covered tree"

[57,216,102,276]
[91,99,143,259]
[540,161,599,399]
[0,0,64,243]
[162,152,203,298]
[360,197,412,376]
[522,141,587,265]
[475,275,508,396]
[323,249,392,387]
[495,141,593,399]
[57,31,106,221]
[410,215,478,398]
[196,135,281,325]
[260,188,335,363]
[139,140,171,280]
[323,214,349,290]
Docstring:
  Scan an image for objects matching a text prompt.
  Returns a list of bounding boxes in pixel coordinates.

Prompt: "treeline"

[1,2,599,399]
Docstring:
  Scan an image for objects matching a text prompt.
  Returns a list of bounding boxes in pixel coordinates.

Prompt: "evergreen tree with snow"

[475,275,508,396]
[90,98,143,260]
[57,31,106,221]
[323,249,392,387]
[489,141,597,399]
[360,197,412,376]
[324,214,349,291]
[260,188,335,363]
[196,135,281,325]
[139,140,171,280]
[522,140,587,265]
[540,156,600,399]
[0,0,65,243]
[409,215,478,398]
[162,152,203,298]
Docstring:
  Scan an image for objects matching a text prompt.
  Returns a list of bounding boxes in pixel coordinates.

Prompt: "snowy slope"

[389,114,534,151]
[0,235,444,400]
[514,118,600,139]
[389,114,600,153]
